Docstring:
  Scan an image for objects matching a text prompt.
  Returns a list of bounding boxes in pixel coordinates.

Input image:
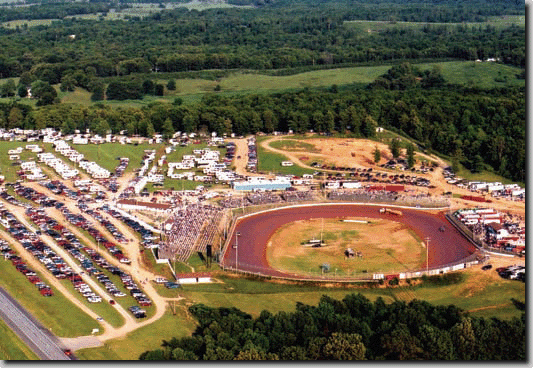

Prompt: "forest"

[0,0,525,79]
[139,293,526,360]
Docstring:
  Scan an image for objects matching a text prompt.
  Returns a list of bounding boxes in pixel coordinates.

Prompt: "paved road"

[223,204,476,278]
[0,287,72,361]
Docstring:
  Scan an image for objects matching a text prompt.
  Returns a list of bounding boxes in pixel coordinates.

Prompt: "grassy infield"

[0,15,526,360]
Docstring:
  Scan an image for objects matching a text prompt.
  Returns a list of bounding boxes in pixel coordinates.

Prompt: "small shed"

[176,273,212,284]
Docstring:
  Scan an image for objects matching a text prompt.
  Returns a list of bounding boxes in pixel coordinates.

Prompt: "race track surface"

[222,204,476,279]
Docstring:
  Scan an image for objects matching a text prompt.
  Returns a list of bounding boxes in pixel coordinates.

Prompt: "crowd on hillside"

[219,191,316,208]
[160,204,223,261]
[327,189,449,207]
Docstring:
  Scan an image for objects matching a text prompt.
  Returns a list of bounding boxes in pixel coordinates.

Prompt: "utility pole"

[425,237,430,274]
[235,231,240,272]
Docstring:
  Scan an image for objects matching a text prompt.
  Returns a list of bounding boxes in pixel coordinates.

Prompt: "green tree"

[93,118,110,136]
[8,107,24,129]
[450,317,476,360]
[142,79,155,95]
[471,154,484,173]
[374,146,381,164]
[146,121,155,137]
[406,143,415,168]
[234,348,278,360]
[324,110,335,133]
[19,72,34,87]
[390,138,401,158]
[262,109,275,133]
[31,80,57,106]
[60,75,76,92]
[162,118,174,139]
[167,79,176,91]
[323,333,366,360]
[0,79,16,97]
[17,85,28,98]
[154,84,165,96]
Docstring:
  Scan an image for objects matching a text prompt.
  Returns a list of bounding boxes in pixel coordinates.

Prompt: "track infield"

[222,204,476,280]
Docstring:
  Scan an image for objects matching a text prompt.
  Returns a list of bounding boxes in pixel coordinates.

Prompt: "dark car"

[481,264,492,271]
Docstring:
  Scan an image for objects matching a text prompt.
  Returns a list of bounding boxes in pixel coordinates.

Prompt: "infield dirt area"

[267,218,425,277]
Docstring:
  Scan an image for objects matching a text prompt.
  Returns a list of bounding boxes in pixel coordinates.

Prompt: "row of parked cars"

[496,265,525,282]
[85,208,128,244]
[121,272,152,310]
[100,205,157,247]
[25,207,105,303]
[60,207,130,265]
[0,240,54,297]
[0,208,88,299]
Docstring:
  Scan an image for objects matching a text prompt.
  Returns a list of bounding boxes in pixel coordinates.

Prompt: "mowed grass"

[72,142,164,173]
[0,141,33,182]
[0,252,103,337]
[55,61,523,107]
[343,15,525,33]
[2,19,59,28]
[256,142,313,176]
[268,139,320,153]
[75,308,197,360]
[76,263,524,359]
[267,219,425,278]
[0,320,39,360]
[402,268,526,320]
[179,267,524,320]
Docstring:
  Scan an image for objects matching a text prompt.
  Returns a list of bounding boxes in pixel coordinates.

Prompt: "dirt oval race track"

[222,204,477,279]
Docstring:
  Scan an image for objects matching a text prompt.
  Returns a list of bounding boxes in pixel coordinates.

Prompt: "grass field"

[72,142,164,173]
[2,19,59,28]
[75,307,197,360]
[256,142,313,176]
[343,15,525,33]
[0,252,103,338]
[72,261,525,360]
[0,320,39,360]
[54,61,524,107]
[268,139,320,153]
[267,218,425,277]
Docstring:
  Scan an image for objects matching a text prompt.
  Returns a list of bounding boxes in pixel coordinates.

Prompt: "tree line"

[139,292,525,360]
[0,0,525,80]
[0,63,525,182]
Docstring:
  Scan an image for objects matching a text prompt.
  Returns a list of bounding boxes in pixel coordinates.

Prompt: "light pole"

[425,237,430,274]
[235,231,240,272]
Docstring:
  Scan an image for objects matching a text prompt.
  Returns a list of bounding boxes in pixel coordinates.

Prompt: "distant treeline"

[139,293,526,360]
[0,0,525,80]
